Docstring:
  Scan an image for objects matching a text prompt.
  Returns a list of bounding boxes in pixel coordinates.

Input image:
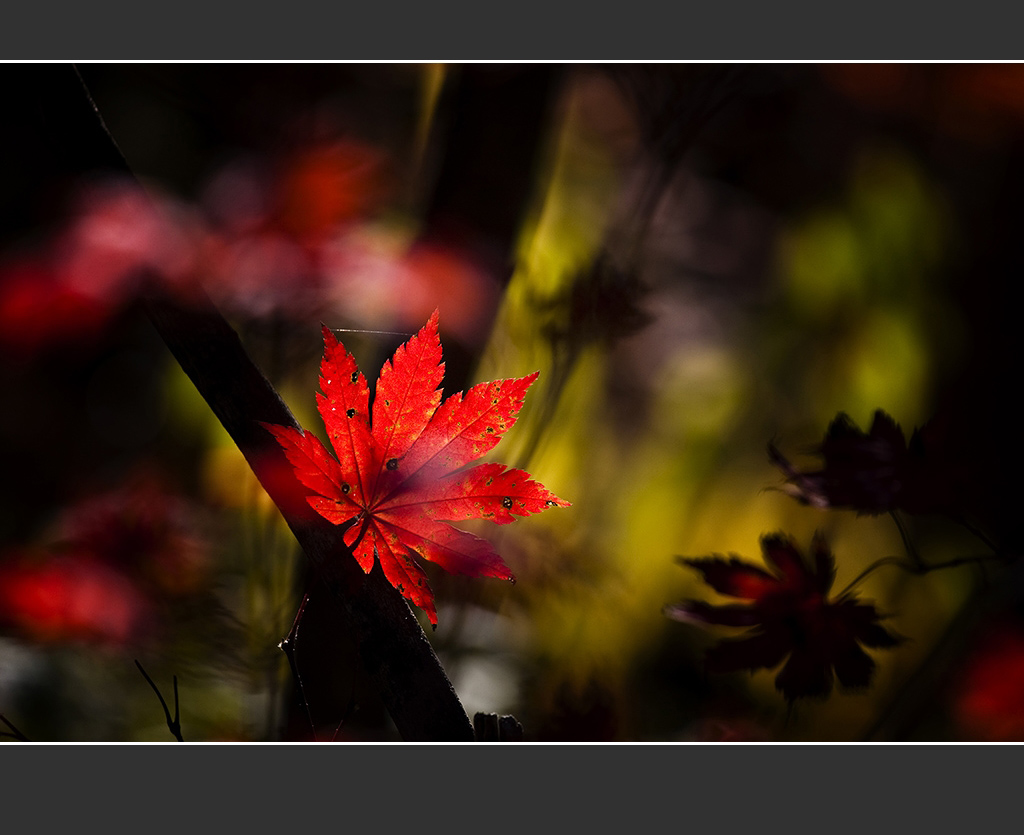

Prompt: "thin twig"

[916,552,1009,574]
[280,590,316,740]
[838,552,1009,598]
[135,660,184,742]
[837,556,910,598]
[0,713,29,742]
[953,514,1002,554]
[330,697,357,742]
[281,590,362,742]
[889,510,925,570]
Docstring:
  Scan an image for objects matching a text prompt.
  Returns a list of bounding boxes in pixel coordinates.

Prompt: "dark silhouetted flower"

[769,409,951,516]
[666,533,901,702]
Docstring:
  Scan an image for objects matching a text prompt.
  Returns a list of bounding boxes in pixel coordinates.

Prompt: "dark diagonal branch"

[140,291,474,741]
[63,67,474,741]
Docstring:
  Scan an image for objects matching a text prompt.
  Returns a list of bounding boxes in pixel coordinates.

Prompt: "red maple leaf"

[263,310,570,625]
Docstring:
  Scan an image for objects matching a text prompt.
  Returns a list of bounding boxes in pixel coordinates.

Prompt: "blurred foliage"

[2,63,1024,741]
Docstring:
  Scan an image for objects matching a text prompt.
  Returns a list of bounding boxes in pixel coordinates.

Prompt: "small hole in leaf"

[502,497,513,509]
[342,483,350,494]
[346,408,356,418]
[387,458,399,470]
[350,372,359,383]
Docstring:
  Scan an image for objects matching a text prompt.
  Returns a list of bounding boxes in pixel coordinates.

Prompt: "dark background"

[3,63,1024,741]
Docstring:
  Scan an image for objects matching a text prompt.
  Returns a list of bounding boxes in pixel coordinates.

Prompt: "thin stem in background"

[889,510,925,570]
[330,697,357,742]
[280,590,316,739]
[837,555,909,598]
[954,514,1002,554]
[0,713,29,742]
[135,660,183,742]
[838,552,1009,599]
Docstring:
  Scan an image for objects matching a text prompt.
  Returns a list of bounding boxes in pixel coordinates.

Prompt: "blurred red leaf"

[276,140,386,241]
[0,553,149,646]
[0,474,210,646]
[667,533,901,702]
[0,178,200,355]
[954,623,1024,741]
[56,472,209,595]
[263,310,570,624]
[323,233,500,346]
[0,259,111,353]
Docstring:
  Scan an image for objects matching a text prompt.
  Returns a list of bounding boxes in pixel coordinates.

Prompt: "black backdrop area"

[3,63,1024,742]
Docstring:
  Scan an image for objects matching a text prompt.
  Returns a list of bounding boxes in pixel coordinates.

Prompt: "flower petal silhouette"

[769,411,912,513]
